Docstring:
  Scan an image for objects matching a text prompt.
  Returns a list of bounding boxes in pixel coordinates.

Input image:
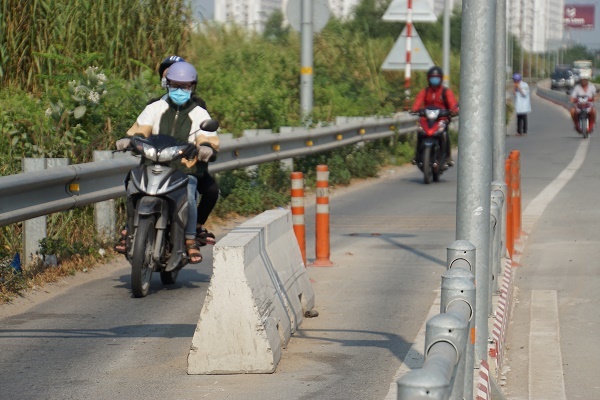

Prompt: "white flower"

[97,73,107,85]
[88,91,100,104]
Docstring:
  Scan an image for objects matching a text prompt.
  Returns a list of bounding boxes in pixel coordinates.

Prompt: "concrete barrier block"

[187,208,315,374]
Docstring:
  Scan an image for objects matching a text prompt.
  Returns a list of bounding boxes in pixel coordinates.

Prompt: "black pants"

[196,173,219,225]
[517,114,528,134]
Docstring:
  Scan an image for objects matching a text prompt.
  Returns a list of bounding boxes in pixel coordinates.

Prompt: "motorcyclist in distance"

[411,66,459,167]
[115,61,219,263]
[570,71,598,133]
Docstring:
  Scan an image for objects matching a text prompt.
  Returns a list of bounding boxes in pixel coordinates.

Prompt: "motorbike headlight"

[141,143,158,161]
[425,109,440,120]
[158,145,188,162]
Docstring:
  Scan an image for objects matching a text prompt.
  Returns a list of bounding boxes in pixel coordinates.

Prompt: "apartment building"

[508,0,564,52]
[212,0,282,32]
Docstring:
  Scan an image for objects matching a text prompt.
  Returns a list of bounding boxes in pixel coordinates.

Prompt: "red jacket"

[411,85,459,113]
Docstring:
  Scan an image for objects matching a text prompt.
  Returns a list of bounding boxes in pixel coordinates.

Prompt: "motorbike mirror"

[200,119,219,132]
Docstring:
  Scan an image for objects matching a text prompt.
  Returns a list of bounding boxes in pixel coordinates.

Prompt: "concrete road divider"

[187,208,316,374]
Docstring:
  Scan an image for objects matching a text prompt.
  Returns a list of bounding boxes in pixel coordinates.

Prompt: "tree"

[263,9,289,43]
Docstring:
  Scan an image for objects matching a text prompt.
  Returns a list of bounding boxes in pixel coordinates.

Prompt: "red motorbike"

[574,95,593,139]
[411,106,452,184]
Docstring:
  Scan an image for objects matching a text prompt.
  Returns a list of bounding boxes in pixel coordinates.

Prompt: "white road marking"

[529,290,566,400]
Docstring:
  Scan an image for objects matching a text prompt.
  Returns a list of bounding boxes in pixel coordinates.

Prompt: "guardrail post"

[490,190,504,293]
[93,151,120,240]
[491,181,507,258]
[291,172,306,265]
[441,274,476,400]
[446,240,476,398]
[446,240,476,272]
[312,165,333,266]
[397,368,449,399]
[22,158,69,265]
[489,200,500,316]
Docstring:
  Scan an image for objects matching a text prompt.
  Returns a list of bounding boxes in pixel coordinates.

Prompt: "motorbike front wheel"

[160,270,178,285]
[422,147,433,184]
[581,115,589,139]
[131,215,156,298]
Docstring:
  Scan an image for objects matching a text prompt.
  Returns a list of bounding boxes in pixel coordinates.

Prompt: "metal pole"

[493,0,507,181]
[300,0,313,124]
[457,0,495,365]
[442,0,451,87]
[404,0,413,109]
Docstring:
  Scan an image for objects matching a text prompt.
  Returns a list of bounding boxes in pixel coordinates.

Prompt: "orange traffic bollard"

[505,158,514,258]
[291,172,306,266]
[312,165,334,266]
[509,151,522,240]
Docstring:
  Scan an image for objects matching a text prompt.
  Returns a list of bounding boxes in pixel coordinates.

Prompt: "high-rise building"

[214,0,283,33]
[508,0,564,52]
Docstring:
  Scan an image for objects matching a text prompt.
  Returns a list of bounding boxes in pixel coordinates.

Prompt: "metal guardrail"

[536,86,572,108]
[0,114,418,227]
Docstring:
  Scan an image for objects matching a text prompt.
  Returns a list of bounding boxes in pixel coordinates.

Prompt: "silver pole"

[493,0,507,181]
[300,0,313,124]
[442,0,451,87]
[457,0,495,364]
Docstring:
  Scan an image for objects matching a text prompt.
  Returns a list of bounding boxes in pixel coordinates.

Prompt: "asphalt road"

[500,89,600,399]
[1,88,598,400]
[0,157,459,399]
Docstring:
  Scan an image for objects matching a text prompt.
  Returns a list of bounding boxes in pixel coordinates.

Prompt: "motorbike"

[411,106,452,184]
[575,95,593,139]
[119,119,219,298]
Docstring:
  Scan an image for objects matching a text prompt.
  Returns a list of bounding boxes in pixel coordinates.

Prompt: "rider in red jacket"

[411,66,459,166]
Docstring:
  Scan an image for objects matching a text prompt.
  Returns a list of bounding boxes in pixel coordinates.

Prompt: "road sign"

[382,0,437,23]
[381,26,435,71]
[286,0,330,33]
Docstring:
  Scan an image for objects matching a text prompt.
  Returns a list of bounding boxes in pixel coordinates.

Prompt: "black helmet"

[158,55,185,79]
[427,66,443,78]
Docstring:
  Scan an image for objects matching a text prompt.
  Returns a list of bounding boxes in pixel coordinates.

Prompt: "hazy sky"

[189,0,214,21]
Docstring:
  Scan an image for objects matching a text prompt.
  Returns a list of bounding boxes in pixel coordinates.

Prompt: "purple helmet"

[513,73,522,82]
[165,61,197,84]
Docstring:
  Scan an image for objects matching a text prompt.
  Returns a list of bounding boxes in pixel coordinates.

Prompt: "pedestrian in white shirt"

[513,73,531,135]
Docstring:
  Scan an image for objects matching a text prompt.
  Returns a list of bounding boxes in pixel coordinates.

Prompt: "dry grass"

[0,249,117,304]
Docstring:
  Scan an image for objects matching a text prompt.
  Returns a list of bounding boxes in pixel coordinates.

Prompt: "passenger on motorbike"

[411,66,459,167]
[570,72,597,133]
[115,61,219,263]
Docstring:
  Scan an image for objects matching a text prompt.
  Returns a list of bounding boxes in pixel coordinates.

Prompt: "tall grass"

[0,0,192,92]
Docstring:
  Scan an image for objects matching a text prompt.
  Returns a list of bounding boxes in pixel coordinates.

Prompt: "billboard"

[564,4,595,29]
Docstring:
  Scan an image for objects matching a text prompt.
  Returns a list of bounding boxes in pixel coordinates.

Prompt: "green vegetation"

[0,0,466,299]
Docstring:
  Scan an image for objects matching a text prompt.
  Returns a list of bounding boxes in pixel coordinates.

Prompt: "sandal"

[114,228,128,254]
[196,227,216,246]
[185,240,203,264]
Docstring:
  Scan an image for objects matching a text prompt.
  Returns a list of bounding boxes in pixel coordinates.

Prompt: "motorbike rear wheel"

[131,215,156,298]
[422,147,433,184]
